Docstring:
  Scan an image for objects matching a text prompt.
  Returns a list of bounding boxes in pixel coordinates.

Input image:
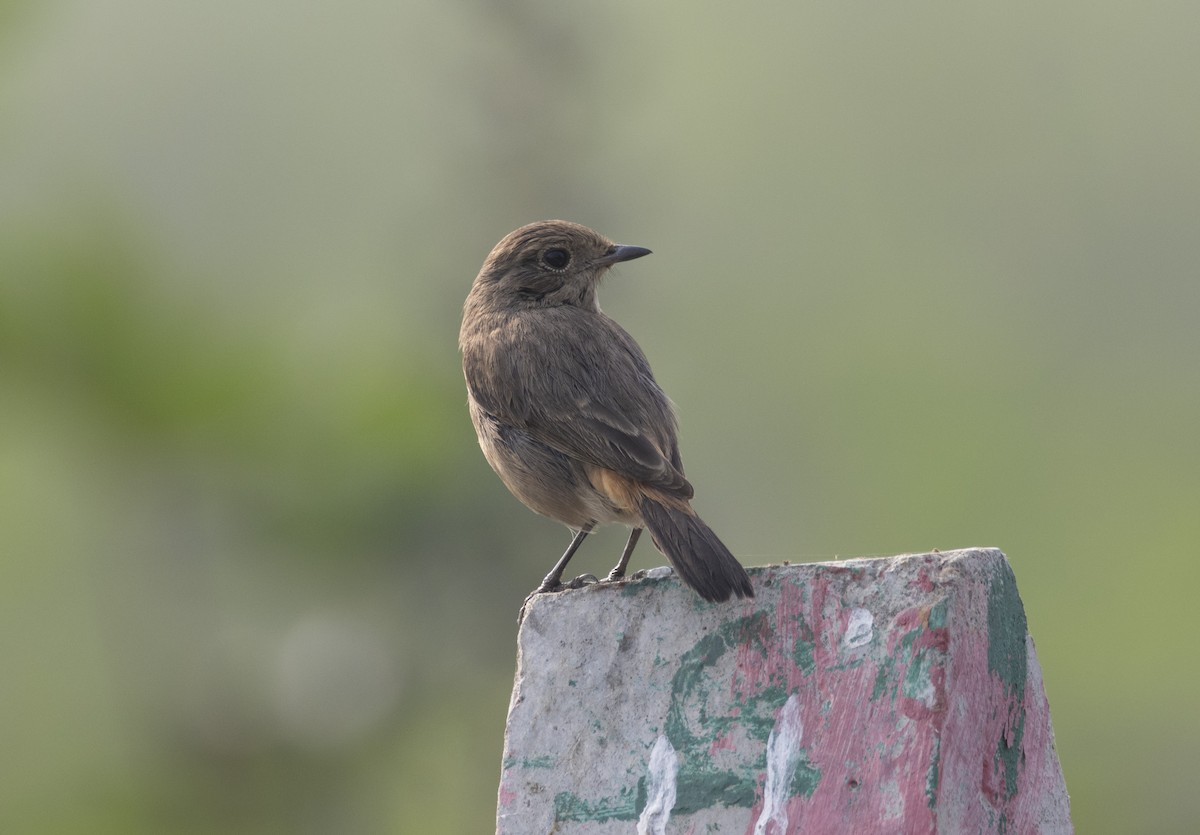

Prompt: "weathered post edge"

[497,548,1071,833]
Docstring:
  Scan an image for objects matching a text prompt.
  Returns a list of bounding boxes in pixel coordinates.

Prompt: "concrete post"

[497,548,1071,834]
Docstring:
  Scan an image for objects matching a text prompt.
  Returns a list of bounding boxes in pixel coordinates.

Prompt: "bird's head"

[471,220,651,310]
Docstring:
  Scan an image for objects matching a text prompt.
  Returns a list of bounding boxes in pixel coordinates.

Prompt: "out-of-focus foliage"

[2,2,1197,832]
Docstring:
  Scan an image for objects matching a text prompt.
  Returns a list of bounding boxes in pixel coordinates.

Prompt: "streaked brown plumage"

[459,220,753,603]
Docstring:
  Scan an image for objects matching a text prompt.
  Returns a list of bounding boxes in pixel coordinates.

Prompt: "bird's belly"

[470,403,637,528]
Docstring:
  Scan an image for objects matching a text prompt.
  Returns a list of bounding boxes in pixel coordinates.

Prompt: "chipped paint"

[636,735,678,835]
[844,607,874,649]
[753,694,804,834]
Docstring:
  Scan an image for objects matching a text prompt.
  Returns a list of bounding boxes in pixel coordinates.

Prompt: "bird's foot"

[517,574,599,624]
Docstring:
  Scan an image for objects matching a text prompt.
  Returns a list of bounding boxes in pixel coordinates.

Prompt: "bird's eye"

[542,248,571,270]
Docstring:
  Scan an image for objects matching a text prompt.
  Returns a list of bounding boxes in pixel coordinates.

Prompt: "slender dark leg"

[606,527,642,581]
[535,522,595,593]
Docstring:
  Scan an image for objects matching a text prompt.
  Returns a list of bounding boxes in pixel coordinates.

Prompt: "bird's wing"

[463,310,693,499]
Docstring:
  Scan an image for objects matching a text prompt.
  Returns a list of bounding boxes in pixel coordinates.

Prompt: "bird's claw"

[517,574,600,624]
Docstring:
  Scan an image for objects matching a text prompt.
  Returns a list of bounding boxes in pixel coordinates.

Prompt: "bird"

[459,220,753,603]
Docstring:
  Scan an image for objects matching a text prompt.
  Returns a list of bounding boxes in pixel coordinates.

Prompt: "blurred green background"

[2,1,1197,832]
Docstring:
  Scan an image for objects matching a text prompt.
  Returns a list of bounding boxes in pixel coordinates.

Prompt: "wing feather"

[463,308,693,499]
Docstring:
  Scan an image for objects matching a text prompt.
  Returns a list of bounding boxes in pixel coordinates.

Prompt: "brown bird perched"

[459,220,754,603]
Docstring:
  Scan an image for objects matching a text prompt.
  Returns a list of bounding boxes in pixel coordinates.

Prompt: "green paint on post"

[666,612,773,754]
[742,685,789,743]
[987,560,1029,801]
[562,608,828,820]
[673,770,757,813]
[665,632,729,753]
[520,755,555,769]
[926,735,941,809]
[620,581,643,597]
[986,562,1028,698]
[792,633,816,675]
[899,626,923,652]
[927,597,949,629]
[870,656,895,702]
[995,709,1026,802]
[660,612,790,812]
[790,760,822,797]
[902,647,936,701]
[553,785,641,823]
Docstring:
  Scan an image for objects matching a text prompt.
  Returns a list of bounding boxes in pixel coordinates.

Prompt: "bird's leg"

[606,527,642,582]
[534,522,595,594]
[519,523,596,623]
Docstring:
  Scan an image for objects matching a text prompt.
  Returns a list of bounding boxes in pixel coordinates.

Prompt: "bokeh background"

[2,2,1197,832]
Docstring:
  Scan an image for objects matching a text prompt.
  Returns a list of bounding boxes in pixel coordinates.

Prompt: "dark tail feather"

[639,497,754,602]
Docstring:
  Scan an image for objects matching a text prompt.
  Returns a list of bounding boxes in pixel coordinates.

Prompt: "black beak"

[594,245,652,267]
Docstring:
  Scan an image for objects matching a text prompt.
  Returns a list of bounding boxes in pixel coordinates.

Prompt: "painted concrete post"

[496,548,1071,834]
